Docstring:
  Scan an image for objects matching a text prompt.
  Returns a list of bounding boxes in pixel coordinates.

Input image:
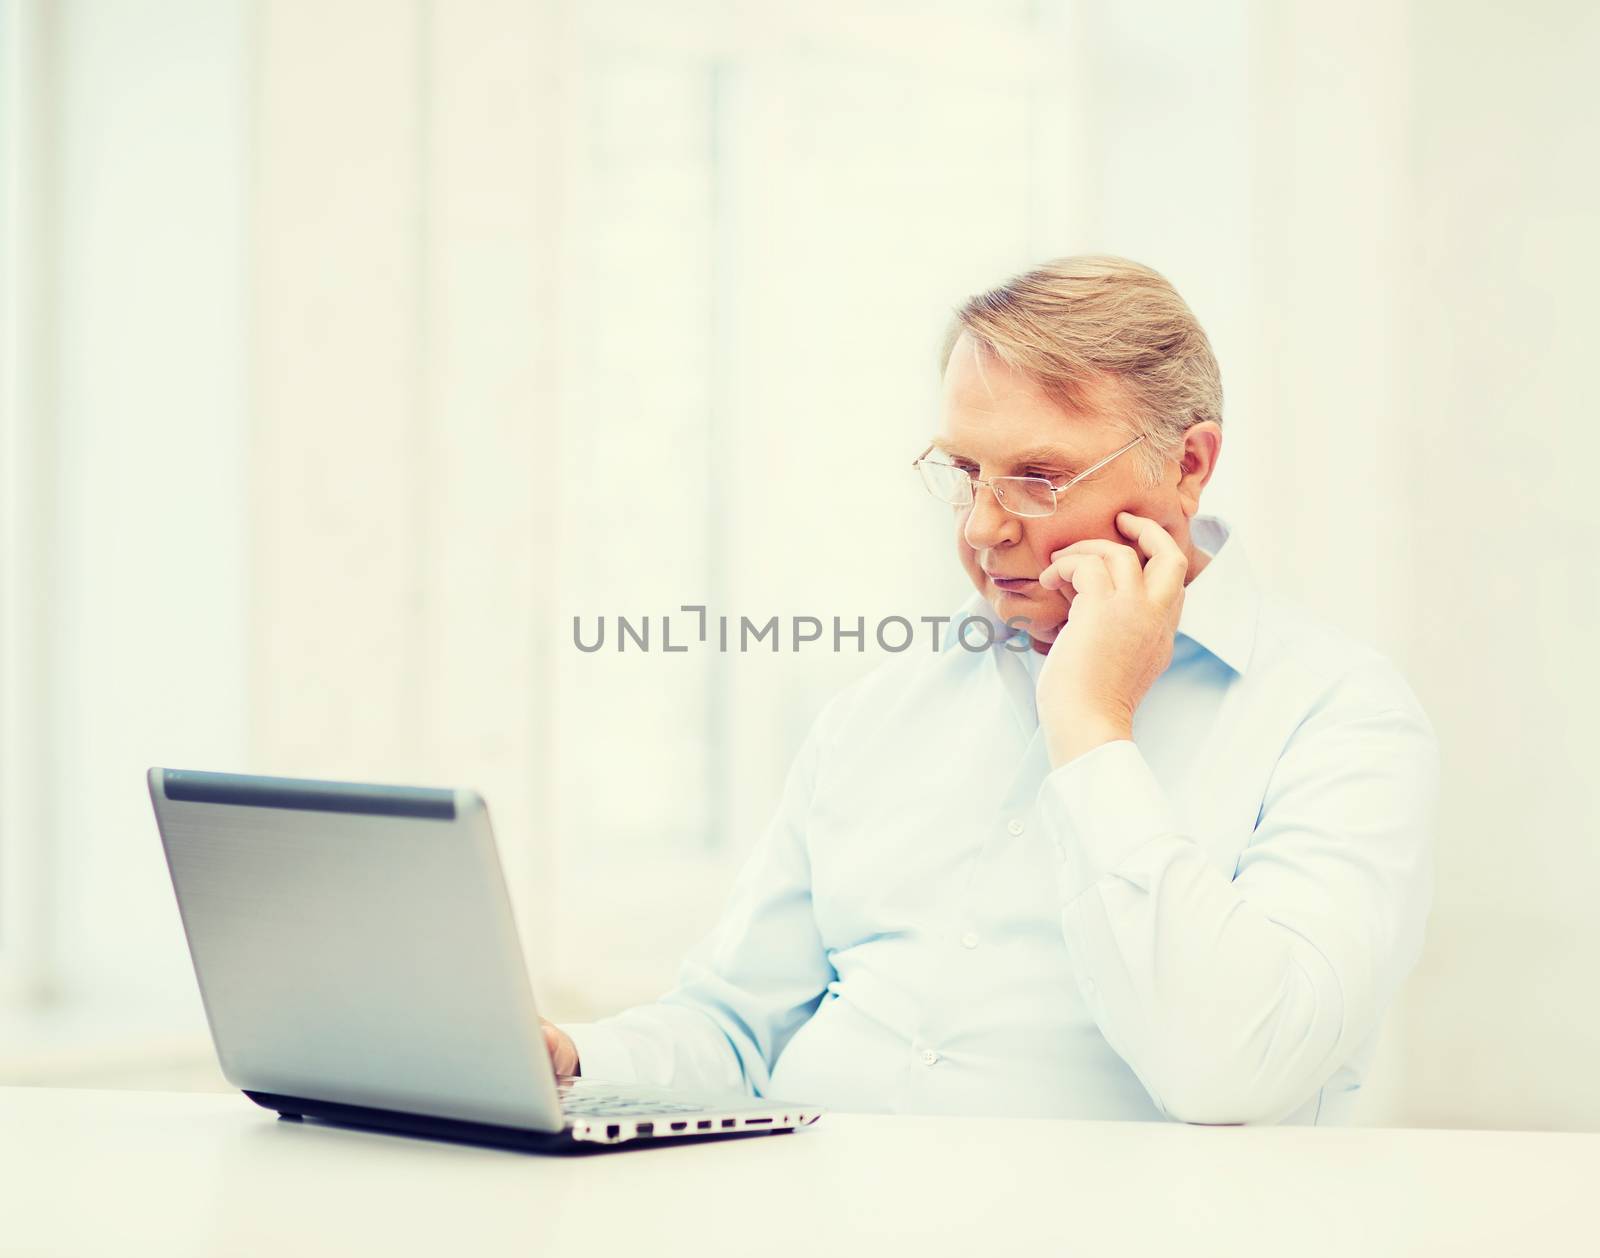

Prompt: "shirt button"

[920,1048,940,1066]
[961,931,980,950]
[1007,818,1025,836]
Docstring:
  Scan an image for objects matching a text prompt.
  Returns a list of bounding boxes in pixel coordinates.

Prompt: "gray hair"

[941,255,1223,487]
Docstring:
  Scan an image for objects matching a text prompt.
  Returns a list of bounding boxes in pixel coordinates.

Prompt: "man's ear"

[1175,422,1222,514]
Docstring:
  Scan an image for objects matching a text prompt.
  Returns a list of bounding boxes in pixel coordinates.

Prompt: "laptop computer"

[147,767,822,1151]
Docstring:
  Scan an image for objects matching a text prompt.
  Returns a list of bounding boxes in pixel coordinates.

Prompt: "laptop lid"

[147,767,564,1132]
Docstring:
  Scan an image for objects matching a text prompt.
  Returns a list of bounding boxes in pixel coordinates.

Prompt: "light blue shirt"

[568,514,1439,1125]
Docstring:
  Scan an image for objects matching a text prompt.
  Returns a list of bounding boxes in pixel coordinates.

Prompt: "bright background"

[2,0,1597,1131]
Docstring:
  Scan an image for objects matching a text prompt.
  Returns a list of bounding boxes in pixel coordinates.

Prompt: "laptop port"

[721,1118,736,1129]
[606,1124,621,1139]
[744,1116,772,1125]
[635,1122,653,1136]
[696,1120,711,1130]
[669,1121,688,1132]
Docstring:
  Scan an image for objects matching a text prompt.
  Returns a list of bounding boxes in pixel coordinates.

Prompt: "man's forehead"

[939,337,1129,456]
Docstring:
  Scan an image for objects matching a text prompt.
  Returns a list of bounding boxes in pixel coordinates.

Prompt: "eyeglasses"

[911,433,1147,518]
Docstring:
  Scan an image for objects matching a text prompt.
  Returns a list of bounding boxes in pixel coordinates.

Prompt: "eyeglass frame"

[910,432,1148,518]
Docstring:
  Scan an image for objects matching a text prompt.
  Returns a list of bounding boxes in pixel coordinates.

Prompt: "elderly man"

[544,255,1438,1125]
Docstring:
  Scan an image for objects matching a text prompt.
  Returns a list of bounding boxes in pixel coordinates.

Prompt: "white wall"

[1379,0,1600,1131]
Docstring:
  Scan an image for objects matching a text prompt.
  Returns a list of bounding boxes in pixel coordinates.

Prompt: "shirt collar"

[941,511,1260,676]
[1176,513,1259,675]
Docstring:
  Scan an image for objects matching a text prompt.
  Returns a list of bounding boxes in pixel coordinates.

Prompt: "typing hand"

[541,1018,580,1077]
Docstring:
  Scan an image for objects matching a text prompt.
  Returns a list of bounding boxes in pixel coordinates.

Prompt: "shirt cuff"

[562,1022,639,1085]
[1036,739,1183,903]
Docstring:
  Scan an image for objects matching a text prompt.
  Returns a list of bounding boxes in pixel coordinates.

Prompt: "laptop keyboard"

[559,1090,711,1118]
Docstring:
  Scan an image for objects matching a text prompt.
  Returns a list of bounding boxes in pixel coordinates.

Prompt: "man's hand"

[1036,511,1188,767]
[541,1018,580,1078]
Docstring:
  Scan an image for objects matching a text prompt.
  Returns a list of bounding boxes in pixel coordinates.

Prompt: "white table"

[3,1086,1596,1257]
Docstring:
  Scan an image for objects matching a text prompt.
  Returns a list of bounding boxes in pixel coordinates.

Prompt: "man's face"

[933,332,1197,650]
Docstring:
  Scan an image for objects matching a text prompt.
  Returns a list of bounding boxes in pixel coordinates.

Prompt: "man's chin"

[985,587,1065,640]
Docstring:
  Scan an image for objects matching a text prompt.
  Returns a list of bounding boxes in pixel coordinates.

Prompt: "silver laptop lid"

[148,768,564,1132]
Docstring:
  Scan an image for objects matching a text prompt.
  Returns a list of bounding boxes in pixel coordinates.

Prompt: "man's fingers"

[1050,538,1142,590]
[1115,512,1188,602]
[1049,554,1115,598]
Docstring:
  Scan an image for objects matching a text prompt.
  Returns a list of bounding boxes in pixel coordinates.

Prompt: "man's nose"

[962,482,1022,550]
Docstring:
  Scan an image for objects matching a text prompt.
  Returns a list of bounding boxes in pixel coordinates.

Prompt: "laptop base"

[243,1090,794,1156]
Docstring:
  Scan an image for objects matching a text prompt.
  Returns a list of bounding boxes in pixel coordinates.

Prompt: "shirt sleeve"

[562,694,841,1097]
[1036,658,1439,1125]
